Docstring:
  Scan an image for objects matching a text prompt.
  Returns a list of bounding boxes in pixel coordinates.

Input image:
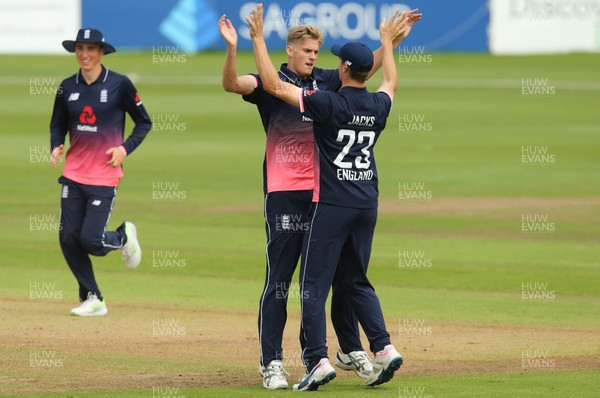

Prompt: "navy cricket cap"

[62,28,116,55]
[331,42,373,73]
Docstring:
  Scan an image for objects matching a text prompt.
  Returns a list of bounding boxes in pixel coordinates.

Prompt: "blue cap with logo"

[331,42,374,73]
[62,28,116,55]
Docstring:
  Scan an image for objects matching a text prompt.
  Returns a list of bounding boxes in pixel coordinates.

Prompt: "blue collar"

[278,63,314,87]
[76,65,109,85]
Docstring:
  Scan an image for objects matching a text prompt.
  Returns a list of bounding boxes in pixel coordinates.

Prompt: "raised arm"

[368,9,422,80]
[246,4,300,107]
[377,14,401,101]
[219,14,256,95]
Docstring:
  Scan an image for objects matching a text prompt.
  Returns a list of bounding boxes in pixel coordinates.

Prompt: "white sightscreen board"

[0,0,81,54]
[489,0,600,54]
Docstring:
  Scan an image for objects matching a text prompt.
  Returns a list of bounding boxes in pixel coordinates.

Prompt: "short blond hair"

[286,25,324,47]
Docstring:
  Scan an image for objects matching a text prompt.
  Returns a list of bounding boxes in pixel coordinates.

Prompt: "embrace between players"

[219,3,422,392]
[48,1,421,392]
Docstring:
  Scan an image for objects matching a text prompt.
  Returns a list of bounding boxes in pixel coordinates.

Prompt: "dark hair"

[349,66,371,83]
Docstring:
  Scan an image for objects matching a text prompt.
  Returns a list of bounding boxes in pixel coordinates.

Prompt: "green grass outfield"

[0,51,599,397]
[8,371,600,398]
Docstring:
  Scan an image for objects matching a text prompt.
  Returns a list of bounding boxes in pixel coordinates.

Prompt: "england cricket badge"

[281,214,290,231]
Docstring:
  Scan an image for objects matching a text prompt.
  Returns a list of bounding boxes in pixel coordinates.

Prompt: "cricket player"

[49,28,152,316]
[247,4,421,391]
[219,8,415,390]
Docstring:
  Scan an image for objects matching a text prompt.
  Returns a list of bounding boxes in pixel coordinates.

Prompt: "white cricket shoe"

[333,349,373,379]
[259,360,289,390]
[293,358,336,391]
[366,345,403,387]
[121,221,141,269]
[70,293,107,317]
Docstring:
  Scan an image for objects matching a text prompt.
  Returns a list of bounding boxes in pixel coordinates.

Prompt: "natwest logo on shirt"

[77,105,98,132]
[79,106,96,124]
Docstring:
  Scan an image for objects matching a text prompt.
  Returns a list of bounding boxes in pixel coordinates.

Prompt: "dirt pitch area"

[1,297,599,395]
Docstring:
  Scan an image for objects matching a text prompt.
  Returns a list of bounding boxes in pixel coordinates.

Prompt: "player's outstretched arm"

[219,14,256,95]
[247,4,300,107]
[368,9,422,80]
[377,15,400,101]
